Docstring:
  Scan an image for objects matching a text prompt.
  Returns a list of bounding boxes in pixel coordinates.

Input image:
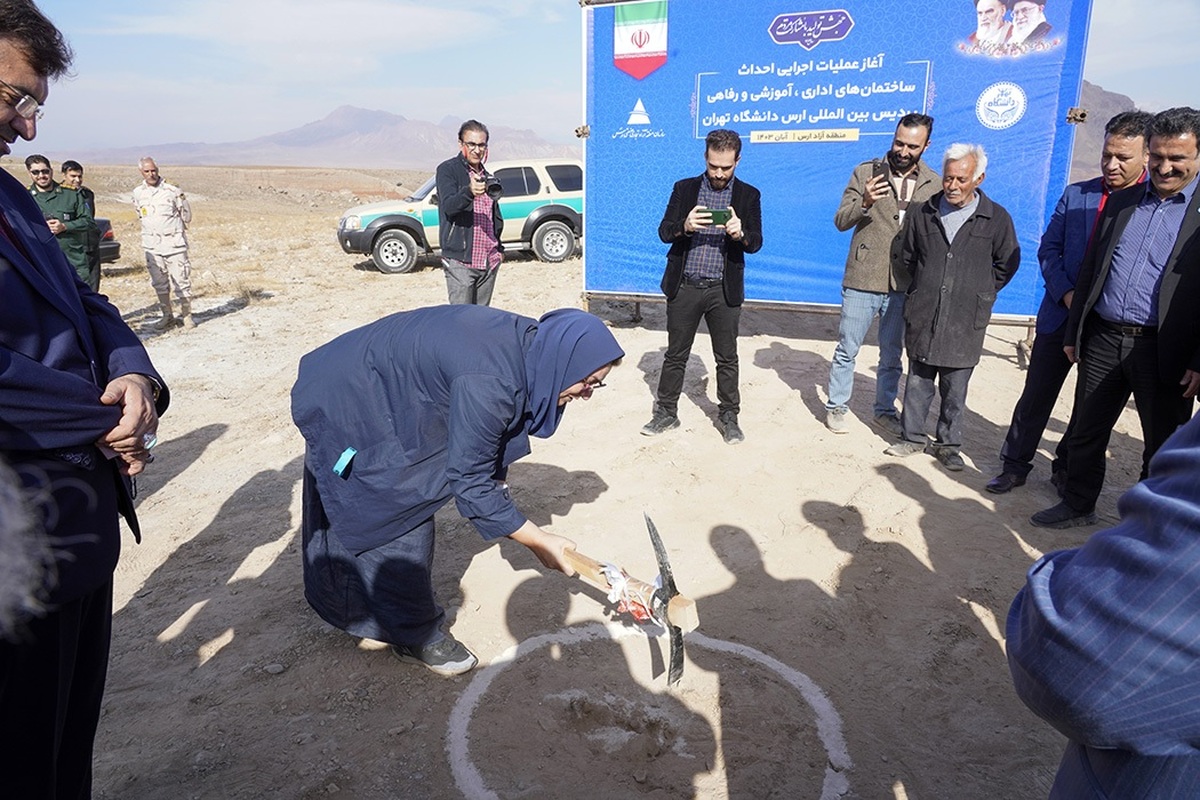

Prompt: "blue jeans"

[826,287,905,417]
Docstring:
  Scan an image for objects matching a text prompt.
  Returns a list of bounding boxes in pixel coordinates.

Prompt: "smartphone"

[871,159,888,180]
[706,207,732,226]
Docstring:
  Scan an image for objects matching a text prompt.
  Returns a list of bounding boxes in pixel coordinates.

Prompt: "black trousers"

[1063,319,1194,511]
[0,579,114,800]
[999,323,1074,477]
[656,283,741,416]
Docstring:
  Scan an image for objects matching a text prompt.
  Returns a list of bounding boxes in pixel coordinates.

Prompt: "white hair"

[943,143,987,179]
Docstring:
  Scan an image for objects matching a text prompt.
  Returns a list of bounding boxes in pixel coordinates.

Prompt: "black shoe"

[986,472,1027,494]
[391,636,478,676]
[926,444,965,472]
[1030,502,1097,529]
[720,414,744,444]
[641,411,680,437]
[1050,470,1067,498]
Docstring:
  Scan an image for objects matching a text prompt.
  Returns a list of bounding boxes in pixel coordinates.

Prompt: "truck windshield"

[407,176,436,202]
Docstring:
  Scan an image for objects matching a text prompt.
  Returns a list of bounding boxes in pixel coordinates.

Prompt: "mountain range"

[69,106,581,170]
[65,82,1133,175]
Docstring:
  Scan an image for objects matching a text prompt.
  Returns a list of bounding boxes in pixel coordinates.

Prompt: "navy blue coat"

[291,305,536,554]
[1008,413,1200,797]
[1035,176,1104,335]
[0,168,167,603]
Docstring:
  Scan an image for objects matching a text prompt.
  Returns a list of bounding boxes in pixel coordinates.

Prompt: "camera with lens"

[483,174,503,199]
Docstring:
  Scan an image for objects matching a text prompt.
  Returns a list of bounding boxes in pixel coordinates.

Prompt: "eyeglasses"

[0,77,43,120]
[461,141,489,152]
[580,379,606,399]
[29,168,50,175]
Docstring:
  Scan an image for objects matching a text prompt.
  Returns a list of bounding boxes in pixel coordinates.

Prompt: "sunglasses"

[29,168,50,175]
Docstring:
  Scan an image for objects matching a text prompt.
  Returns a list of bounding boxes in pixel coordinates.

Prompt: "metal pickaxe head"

[560,515,699,687]
[645,514,698,686]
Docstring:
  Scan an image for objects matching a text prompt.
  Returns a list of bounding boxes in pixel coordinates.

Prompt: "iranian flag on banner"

[614,0,667,80]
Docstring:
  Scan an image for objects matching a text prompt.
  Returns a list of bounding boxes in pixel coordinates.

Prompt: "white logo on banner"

[976,82,1027,130]
[627,99,651,126]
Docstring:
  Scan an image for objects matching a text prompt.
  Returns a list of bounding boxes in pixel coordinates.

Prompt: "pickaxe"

[562,514,698,685]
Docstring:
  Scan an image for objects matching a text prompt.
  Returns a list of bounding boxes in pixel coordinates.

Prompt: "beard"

[887,151,915,172]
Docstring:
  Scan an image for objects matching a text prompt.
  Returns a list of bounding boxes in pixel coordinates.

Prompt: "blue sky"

[24,0,1200,154]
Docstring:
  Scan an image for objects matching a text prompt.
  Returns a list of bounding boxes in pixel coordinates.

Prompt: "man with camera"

[827,114,938,436]
[436,119,504,305]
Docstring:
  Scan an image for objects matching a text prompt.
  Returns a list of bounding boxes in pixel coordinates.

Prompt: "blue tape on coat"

[332,447,357,477]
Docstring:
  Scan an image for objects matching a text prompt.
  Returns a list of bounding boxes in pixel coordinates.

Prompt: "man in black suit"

[641,129,763,444]
[1032,107,1200,528]
[0,3,168,794]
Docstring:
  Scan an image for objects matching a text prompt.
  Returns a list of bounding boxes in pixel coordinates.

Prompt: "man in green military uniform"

[25,153,96,288]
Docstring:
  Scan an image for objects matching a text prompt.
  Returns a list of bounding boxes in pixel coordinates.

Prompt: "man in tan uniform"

[133,156,193,329]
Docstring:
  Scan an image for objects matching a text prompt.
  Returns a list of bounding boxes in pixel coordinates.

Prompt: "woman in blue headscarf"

[291,305,623,675]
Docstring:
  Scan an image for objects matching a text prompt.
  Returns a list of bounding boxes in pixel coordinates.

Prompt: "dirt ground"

[63,165,1150,799]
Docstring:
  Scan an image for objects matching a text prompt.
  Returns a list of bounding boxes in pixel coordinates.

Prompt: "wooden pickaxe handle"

[562,548,699,632]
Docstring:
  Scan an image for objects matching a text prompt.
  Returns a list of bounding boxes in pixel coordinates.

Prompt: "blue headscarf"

[524,308,624,438]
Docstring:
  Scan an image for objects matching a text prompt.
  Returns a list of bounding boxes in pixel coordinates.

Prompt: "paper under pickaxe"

[562,514,698,685]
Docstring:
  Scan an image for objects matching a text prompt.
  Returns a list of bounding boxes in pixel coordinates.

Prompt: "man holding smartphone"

[641,128,763,444]
[827,114,939,436]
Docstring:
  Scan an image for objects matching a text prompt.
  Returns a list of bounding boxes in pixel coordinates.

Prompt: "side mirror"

[430,193,438,206]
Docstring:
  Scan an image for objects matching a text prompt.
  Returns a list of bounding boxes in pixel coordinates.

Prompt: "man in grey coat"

[885,144,1021,470]
[828,114,939,436]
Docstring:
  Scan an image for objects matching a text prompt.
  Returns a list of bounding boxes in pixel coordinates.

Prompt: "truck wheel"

[372,230,419,274]
[532,220,575,263]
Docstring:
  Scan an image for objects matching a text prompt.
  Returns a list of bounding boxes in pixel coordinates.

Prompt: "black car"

[96,217,120,264]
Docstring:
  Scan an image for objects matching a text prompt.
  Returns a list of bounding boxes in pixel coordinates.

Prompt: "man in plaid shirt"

[436,119,504,305]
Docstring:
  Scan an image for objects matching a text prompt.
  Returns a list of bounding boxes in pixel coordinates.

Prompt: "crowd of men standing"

[822,107,1200,535]
[1,0,1197,792]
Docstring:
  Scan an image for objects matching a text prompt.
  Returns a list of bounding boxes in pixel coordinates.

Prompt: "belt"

[1095,317,1157,337]
[681,275,722,289]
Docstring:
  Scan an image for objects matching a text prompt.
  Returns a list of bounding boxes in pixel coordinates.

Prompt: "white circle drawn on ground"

[447,622,852,799]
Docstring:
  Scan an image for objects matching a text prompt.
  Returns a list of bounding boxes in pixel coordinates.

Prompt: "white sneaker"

[826,408,849,434]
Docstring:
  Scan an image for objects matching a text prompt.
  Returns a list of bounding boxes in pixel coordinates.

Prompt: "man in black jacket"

[641,129,763,444]
[884,143,1020,470]
[435,119,503,305]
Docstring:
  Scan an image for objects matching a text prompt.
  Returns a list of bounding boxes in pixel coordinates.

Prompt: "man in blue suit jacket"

[0,5,168,796]
[987,112,1150,495]
[1008,411,1200,798]
[1033,107,1200,529]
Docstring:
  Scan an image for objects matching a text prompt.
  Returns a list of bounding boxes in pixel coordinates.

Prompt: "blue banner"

[584,0,1093,315]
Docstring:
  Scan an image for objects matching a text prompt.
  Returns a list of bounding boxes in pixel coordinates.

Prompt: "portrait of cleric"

[959,0,1063,58]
